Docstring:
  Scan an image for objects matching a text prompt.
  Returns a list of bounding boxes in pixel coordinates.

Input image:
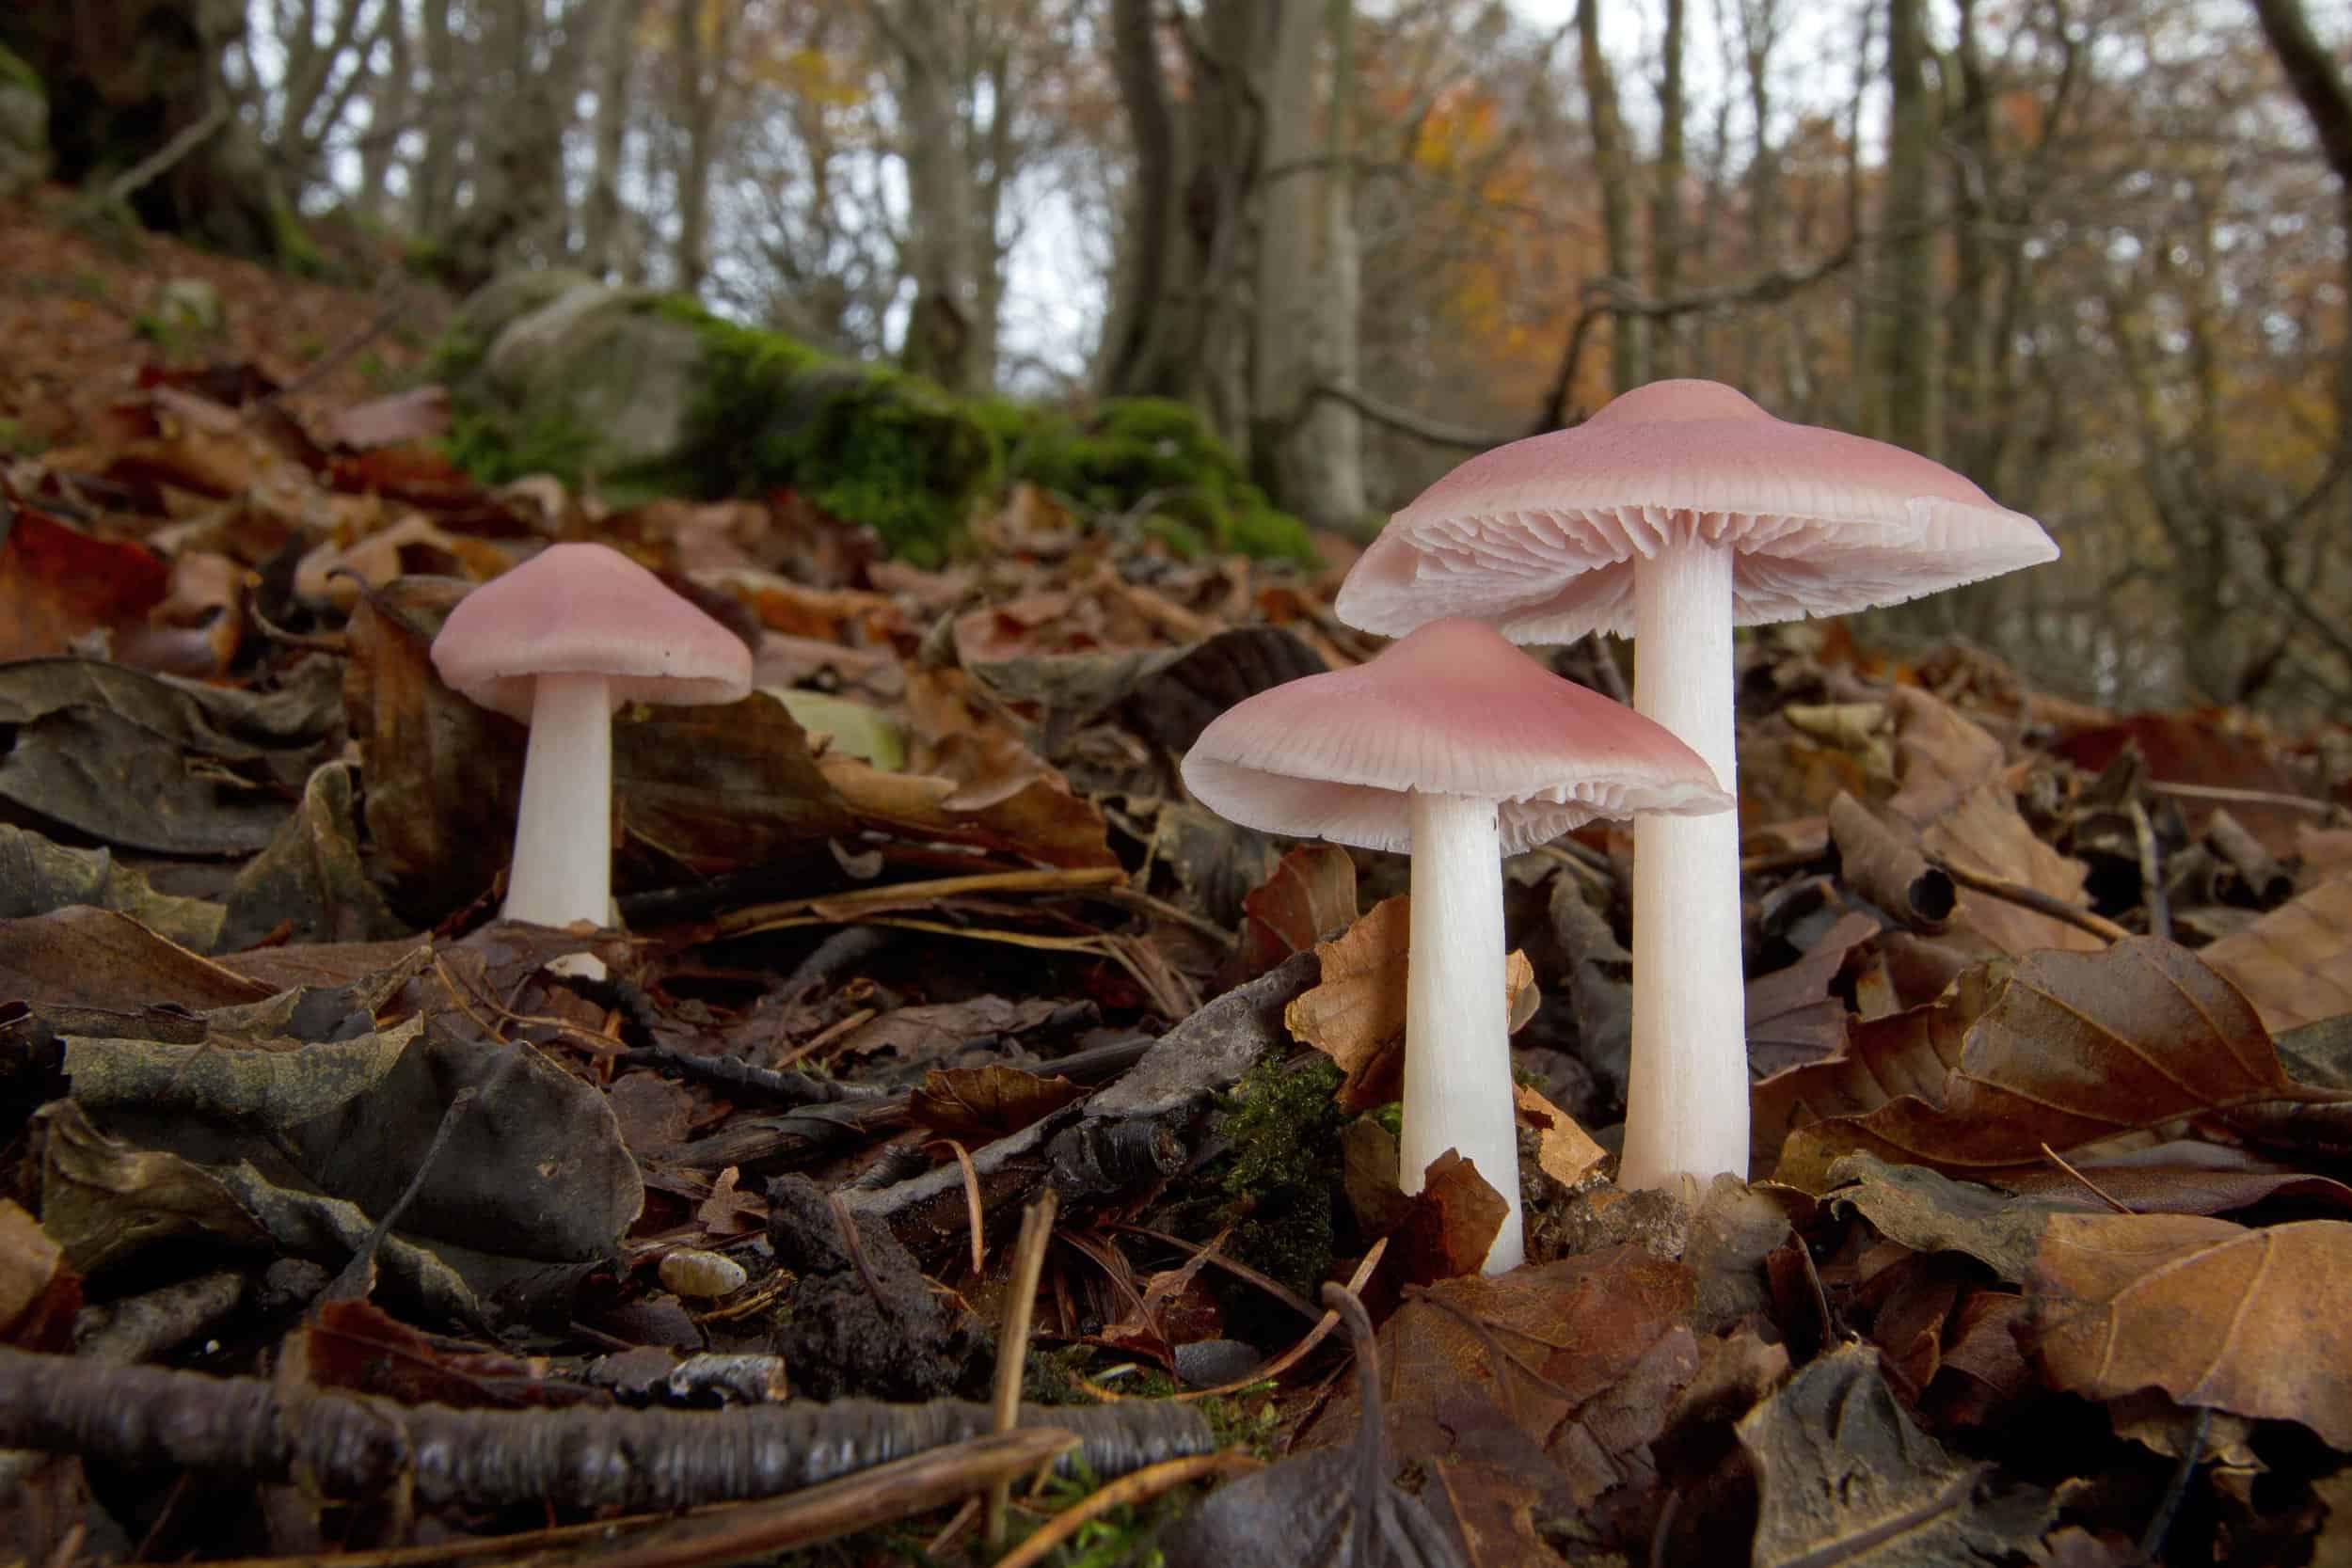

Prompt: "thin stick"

[930,1138,989,1277]
[2128,798,2169,943]
[772,1006,877,1071]
[1929,858,2132,943]
[990,1452,1264,1568]
[1175,1236,1390,1402]
[2041,1142,2136,1215]
[986,1189,1060,1549]
[716,868,1125,935]
[2142,780,2335,817]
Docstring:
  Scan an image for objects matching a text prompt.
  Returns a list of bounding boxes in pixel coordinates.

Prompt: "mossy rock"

[0,44,47,201]
[994,396,1318,564]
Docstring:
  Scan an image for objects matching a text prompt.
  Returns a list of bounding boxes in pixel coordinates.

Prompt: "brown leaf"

[0,907,271,1012]
[1233,843,1358,982]
[0,1200,74,1351]
[1999,1151,2352,1217]
[1740,1342,2051,1565]
[1514,1084,1606,1187]
[0,504,168,659]
[2026,1212,2352,1448]
[1746,910,1883,1076]
[1751,965,1987,1182]
[1884,687,2008,826]
[320,386,452,450]
[304,1298,594,1407]
[818,752,1118,870]
[1395,1148,1509,1283]
[1313,1244,1692,1465]
[1285,896,1537,1112]
[2201,875,2352,1035]
[1920,784,2105,957]
[908,1064,1087,1141]
[1773,939,2342,1189]
[1829,793,1954,929]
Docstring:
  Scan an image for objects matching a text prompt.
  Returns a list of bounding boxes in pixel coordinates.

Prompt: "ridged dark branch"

[0,1348,1213,1512]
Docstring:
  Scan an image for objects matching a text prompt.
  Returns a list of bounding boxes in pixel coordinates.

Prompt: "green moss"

[1000,397,1318,563]
[671,307,997,563]
[443,405,600,486]
[0,418,41,456]
[0,45,40,95]
[1215,1053,1346,1297]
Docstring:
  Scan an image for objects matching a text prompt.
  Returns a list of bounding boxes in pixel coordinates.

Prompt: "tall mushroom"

[432,543,754,975]
[1182,618,1729,1272]
[1333,380,2057,1194]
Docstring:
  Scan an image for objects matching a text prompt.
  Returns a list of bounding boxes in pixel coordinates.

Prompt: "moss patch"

[0,45,40,95]
[996,397,1319,564]
[1213,1053,1347,1298]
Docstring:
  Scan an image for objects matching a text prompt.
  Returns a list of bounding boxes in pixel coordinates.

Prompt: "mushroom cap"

[1335,379,2058,641]
[1181,618,1731,854]
[431,542,754,721]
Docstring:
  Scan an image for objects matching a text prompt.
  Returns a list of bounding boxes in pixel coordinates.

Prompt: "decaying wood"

[0,1346,1214,1511]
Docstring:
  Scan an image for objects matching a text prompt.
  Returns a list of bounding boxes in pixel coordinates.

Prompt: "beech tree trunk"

[1649,0,1688,378]
[2249,0,2352,456]
[1874,0,1940,454]
[1577,0,1647,391]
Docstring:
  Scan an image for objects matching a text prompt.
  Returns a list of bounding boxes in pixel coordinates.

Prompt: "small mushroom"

[431,543,753,976]
[1182,617,1728,1272]
[1333,379,2058,1194]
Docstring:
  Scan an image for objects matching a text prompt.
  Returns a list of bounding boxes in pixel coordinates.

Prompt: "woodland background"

[7,0,2350,711]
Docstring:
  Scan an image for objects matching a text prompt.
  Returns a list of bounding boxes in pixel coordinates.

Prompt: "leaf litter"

[3,239,2352,1568]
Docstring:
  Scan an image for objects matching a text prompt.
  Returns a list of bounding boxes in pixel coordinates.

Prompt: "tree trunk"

[580,0,644,277]
[1248,1,1336,520]
[1649,0,1688,378]
[1577,0,1647,391]
[1,0,292,260]
[2249,0,2352,457]
[1875,0,1940,455]
[877,0,981,392]
[1311,0,1368,523]
[412,0,459,238]
[1099,0,1278,448]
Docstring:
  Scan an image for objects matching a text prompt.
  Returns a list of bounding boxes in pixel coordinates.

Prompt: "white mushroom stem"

[1622,540,1748,1194]
[504,672,614,978]
[1402,790,1524,1273]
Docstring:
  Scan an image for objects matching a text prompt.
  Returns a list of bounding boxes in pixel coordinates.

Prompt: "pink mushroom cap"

[431,542,754,721]
[1181,618,1731,854]
[1335,379,2058,641]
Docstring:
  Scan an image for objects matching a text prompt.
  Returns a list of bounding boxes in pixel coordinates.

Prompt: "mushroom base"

[1402,789,1523,1273]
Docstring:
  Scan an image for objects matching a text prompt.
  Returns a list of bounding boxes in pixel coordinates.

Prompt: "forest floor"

[4,188,2352,1567]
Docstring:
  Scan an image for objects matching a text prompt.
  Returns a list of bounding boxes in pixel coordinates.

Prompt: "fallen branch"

[0,1347,1211,1512]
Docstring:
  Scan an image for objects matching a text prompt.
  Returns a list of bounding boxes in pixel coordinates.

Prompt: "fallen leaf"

[1919,784,2104,957]
[0,502,168,659]
[1395,1149,1508,1283]
[0,1199,73,1350]
[2026,1212,2352,1448]
[1233,843,1358,982]
[1746,910,1883,1076]
[0,822,226,952]
[0,907,271,1011]
[1823,1152,2074,1283]
[1285,897,1537,1112]
[1739,1342,2052,1567]
[909,1064,1087,1141]
[1514,1084,1606,1187]
[2201,875,2352,1035]
[1772,939,2344,1189]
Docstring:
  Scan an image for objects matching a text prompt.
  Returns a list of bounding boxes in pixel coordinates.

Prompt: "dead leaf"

[320,387,452,450]
[909,1064,1087,1141]
[1823,1152,2074,1283]
[1395,1149,1508,1283]
[1884,687,2008,825]
[1234,843,1358,982]
[1285,897,1537,1112]
[0,907,271,1011]
[0,501,168,659]
[1919,784,2104,957]
[1739,1342,2052,1565]
[1746,910,1883,1076]
[1514,1085,1605,1187]
[2026,1212,2352,1448]
[0,1199,72,1350]
[2201,875,2352,1035]
[1772,939,2342,1189]
[0,822,226,952]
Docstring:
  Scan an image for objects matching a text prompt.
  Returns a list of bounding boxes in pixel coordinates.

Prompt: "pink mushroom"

[1182,618,1729,1272]
[1334,380,2057,1194]
[431,543,753,974]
